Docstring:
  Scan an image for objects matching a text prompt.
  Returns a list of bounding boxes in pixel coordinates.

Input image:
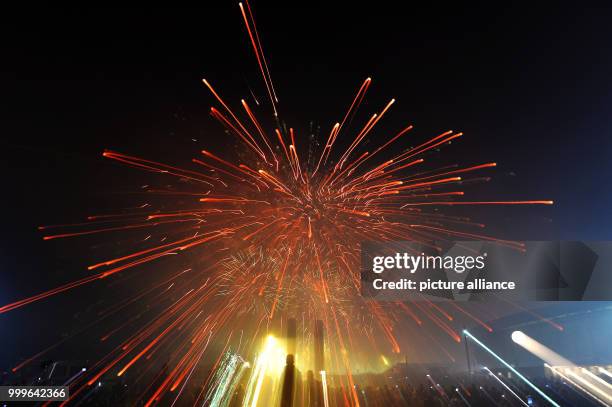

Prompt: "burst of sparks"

[0,1,554,406]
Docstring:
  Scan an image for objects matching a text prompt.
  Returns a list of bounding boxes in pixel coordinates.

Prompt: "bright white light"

[511,330,612,401]
[464,329,561,407]
[511,330,526,343]
[320,371,330,407]
[243,335,286,407]
[510,331,573,367]
[546,364,612,405]
[598,367,612,379]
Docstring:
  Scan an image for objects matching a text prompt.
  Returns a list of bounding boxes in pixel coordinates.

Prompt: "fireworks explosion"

[0,2,553,406]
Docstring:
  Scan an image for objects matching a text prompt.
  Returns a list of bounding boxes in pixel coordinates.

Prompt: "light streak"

[511,331,573,366]
[455,387,473,407]
[320,370,330,407]
[0,1,554,404]
[243,335,285,407]
[204,352,245,407]
[512,331,612,402]
[483,366,529,406]
[546,364,610,407]
[463,330,560,407]
[599,367,612,380]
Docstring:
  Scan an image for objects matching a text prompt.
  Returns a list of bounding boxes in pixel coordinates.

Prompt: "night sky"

[1,4,612,369]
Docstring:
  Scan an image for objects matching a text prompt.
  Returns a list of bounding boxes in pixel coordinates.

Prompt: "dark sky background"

[1,4,612,370]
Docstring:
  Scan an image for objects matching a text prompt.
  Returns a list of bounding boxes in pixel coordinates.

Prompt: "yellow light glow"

[243,335,287,407]
[320,370,330,407]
